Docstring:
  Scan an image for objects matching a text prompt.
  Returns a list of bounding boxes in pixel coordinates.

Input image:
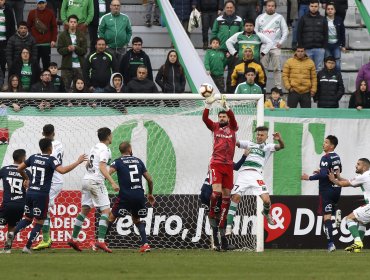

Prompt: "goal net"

[0,93,264,251]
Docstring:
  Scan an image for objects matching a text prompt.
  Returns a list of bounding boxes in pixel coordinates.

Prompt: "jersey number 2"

[129,165,140,183]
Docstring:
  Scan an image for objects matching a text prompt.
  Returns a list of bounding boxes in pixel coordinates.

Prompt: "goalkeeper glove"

[204,96,216,109]
[220,95,230,111]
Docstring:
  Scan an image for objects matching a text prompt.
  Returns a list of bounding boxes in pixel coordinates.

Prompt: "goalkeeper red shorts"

[209,163,234,190]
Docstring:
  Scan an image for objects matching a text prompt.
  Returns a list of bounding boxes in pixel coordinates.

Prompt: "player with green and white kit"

[226,126,285,235]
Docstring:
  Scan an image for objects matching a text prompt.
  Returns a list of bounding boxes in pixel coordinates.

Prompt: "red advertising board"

[0,191,95,249]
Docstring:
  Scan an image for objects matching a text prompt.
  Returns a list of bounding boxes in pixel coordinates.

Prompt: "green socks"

[72,213,86,240]
[42,216,50,242]
[98,214,109,242]
[227,201,238,226]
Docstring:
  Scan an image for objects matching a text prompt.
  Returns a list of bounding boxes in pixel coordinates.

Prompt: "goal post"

[0,93,264,251]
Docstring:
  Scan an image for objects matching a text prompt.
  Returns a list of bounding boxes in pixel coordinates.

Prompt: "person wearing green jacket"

[98,0,132,63]
[61,0,94,32]
[204,37,229,92]
[235,67,262,94]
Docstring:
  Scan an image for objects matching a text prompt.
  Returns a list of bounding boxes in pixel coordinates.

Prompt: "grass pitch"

[1,249,370,280]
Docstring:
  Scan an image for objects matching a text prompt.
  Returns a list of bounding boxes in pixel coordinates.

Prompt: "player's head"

[218,110,229,127]
[356,158,370,174]
[255,126,269,144]
[13,149,26,164]
[119,141,133,156]
[42,124,55,140]
[97,127,112,144]
[39,138,53,154]
[323,135,338,152]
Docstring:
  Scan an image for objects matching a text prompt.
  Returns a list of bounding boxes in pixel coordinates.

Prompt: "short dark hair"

[245,67,256,75]
[119,141,131,154]
[17,21,27,28]
[224,0,235,8]
[210,37,220,44]
[132,37,143,45]
[255,126,269,132]
[265,0,276,7]
[96,37,106,44]
[40,69,51,77]
[39,138,53,153]
[97,127,111,141]
[137,64,148,71]
[13,149,26,163]
[68,14,79,22]
[218,110,227,116]
[271,87,282,95]
[49,62,58,67]
[244,19,255,25]
[325,56,336,63]
[43,124,55,136]
[326,135,338,148]
[310,0,320,4]
[359,158,370,167]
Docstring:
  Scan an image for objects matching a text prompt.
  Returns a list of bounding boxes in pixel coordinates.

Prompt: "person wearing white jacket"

[255,0,288,89]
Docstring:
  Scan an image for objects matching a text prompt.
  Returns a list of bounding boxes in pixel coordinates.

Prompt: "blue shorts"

[318,188,341,215]
[0,202,24,227]
[24,192,49,220]
[112,192,147,218]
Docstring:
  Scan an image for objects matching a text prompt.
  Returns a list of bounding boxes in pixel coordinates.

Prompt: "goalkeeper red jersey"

[202,108,238,165]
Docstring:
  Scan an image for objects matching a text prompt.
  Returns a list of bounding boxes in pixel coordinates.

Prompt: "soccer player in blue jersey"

[301,135,342,252]
[9,138,86,253]
[108,141,155,253]
[0,149,31,253]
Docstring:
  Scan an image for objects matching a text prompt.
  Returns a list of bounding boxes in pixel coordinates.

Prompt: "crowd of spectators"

[0,0,368,111]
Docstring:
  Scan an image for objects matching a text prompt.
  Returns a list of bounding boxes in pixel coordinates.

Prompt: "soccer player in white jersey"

[328,158,370,253]
[226,126,285,235]
[68,127,118,253]
[255,0,288,89]
[33,124,64,250]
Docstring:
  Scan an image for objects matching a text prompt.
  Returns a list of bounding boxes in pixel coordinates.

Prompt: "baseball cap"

[37,0,46,3]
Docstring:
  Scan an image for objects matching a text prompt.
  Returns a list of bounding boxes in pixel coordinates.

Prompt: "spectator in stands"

[297,0,328,71]
[104,72,124,93]
[57,15,88,91]
[324,3,345,71]
[145,0,160,27]
[204,37,229,92]
[69,77,91,107]
[89,0,111,53]
[235,0,260,23]
[120,37,153,86]
[156,49,186,106]
[264,87,288,109]
[98,0,132,63]
[84,38,118,93]
[9,47,41,92]
[211,0,243,93]
[126,65,159,106]
[226,19,273,63]
[6,0,24,25]
[31,69,57,92]
[61,0,93,32]
[27,0,58,70]
[356,58,370,89]
[234,67,263,94]
[197,0,223,50]
[49,62,65,92]
[282,47,317,108]
[348,80,370,109]
[0,0,16,78]
[3,74,23,112]
[314,56,344,108]
[231,47,266,91]
[170,0,197,37]
[6,21,38,70]
[322,0,348,21]
[255,0,288,89]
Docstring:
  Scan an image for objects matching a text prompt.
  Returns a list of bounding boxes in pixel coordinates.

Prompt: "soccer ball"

[199,83,214,98]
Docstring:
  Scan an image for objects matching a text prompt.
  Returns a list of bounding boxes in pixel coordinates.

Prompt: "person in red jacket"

[27,0,58,70]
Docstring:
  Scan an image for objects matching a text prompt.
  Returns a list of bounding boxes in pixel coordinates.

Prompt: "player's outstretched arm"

[273,132,285,150]
[99,162,119,191]
[17,162,30,188]
[221,95,238,130]
[143,171,155,206]
[202,105,215,131]
[56,154,87,174]
[328,171,352,187]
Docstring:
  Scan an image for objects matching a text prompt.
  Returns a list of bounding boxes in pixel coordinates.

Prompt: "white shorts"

[353,204,370,224]
[231,169,269,196]
[81,179,110,210]
[49,183,63,208]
